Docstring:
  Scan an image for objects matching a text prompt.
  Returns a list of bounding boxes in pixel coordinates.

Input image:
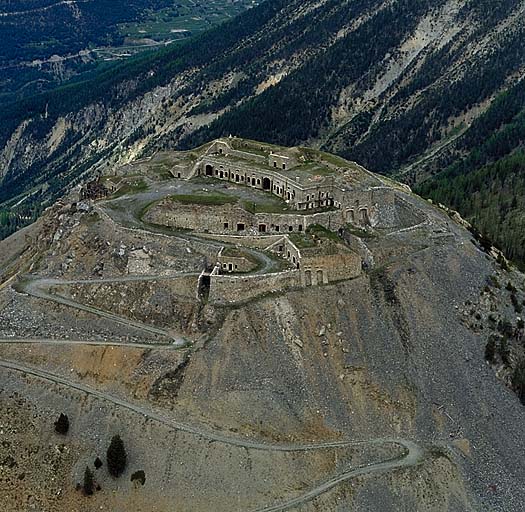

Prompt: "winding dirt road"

[1,183,431,511]
[0,358,425,511]
[14,274,189,346]
[0,338,176,349]
[10,183,284,347]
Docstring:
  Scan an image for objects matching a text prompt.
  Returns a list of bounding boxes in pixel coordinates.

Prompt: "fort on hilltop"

[106,137,420,302]
[166,138,397,227]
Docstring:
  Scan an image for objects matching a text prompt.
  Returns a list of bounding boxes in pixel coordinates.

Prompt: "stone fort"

[121,138,409,300]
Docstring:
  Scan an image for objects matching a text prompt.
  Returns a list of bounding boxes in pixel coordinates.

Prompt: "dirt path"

[0,358,427,511]
[14,275,189,346]
[0,338,176,349]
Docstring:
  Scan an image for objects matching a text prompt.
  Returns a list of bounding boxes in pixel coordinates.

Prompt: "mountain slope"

[1,0,525,261]
[1,144,525,510]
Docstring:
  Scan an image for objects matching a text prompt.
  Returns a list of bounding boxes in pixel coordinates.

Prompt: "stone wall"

[145,200,348,235]
[300,250,361,285]
[269,237,301,269]
[268,152,298,170]
[170,163,195,179]
[255,210,345,233]
[267,236,362,285]
[217,248,258,273]
[145,201,253,233]
[193,234,283,250]
[198,155,326,209]
[206,140,267,164]
[208,270,302,304]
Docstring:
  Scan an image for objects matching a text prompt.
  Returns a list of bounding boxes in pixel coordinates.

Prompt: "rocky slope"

[0,149,524,511]
[2,0,525,263]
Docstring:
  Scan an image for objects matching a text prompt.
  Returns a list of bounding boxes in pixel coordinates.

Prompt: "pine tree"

[54,413,69,435]
[83,467,94,496]
[106,435,127,477]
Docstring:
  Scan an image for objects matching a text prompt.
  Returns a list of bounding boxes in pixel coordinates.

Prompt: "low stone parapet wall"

[195,233,283,250]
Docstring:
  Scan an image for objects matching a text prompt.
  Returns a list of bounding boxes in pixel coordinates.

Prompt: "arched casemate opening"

[304,270,312,286]
[262,177,271,191]
[205,164,213,176]
[360,208,369,225]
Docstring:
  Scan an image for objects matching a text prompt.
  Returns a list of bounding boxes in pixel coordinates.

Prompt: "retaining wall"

[208,270,302,304]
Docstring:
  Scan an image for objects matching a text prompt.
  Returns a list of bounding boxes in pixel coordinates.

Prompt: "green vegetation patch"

[306,224,342,242]
[289,234,316,249]
[294,162,335,177]
[221,246,258,264]
[345,225,376,239]
[241,199,290,214]
[169,191,237,206]
[111,178,148,198]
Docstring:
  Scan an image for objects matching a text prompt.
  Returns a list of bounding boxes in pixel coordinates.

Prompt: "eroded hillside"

[0,141,524,511]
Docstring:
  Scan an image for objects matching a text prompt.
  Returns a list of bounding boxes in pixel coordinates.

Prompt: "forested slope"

[417,80,525,265]
[1,0,525,263]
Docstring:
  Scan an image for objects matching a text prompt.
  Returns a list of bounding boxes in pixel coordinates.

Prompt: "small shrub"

[485,336,497,363]
[511,293,523,314]
[83,467,94,496]
[94,457,103,470]
[497,318,514,338]
[499,338,511,366]
[107,435,127,478]
[517,319,524,330]
[506,281,517,292]
[512,363,525,405]
[54,413,69,435]
[488,275,500,289]
[131,470,146,486]
[497,254,509,271]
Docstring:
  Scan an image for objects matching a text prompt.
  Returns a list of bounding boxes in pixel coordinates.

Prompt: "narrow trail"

[0,338,176,349]
[98,184,283,275]
[9,183,284,349]
[0,358,426,512]
[249,440,423,512]
[1,184,435,510]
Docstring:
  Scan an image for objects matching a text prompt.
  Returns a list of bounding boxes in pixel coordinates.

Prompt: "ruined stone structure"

[134,137,410,295]
[80,178,109,201]
[194,138,395,226]
[217,247,258,273]
[144,200,346,235]
[266,236,362,285]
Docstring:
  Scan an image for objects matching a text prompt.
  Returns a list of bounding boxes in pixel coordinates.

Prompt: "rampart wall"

[192,234,283,249]
[217,248,258,273]
[300,251,361,285]
[144,201,351,235]
[208,270,302,304]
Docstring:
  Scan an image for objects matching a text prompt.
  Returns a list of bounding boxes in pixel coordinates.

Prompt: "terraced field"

[119,0,260,42]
